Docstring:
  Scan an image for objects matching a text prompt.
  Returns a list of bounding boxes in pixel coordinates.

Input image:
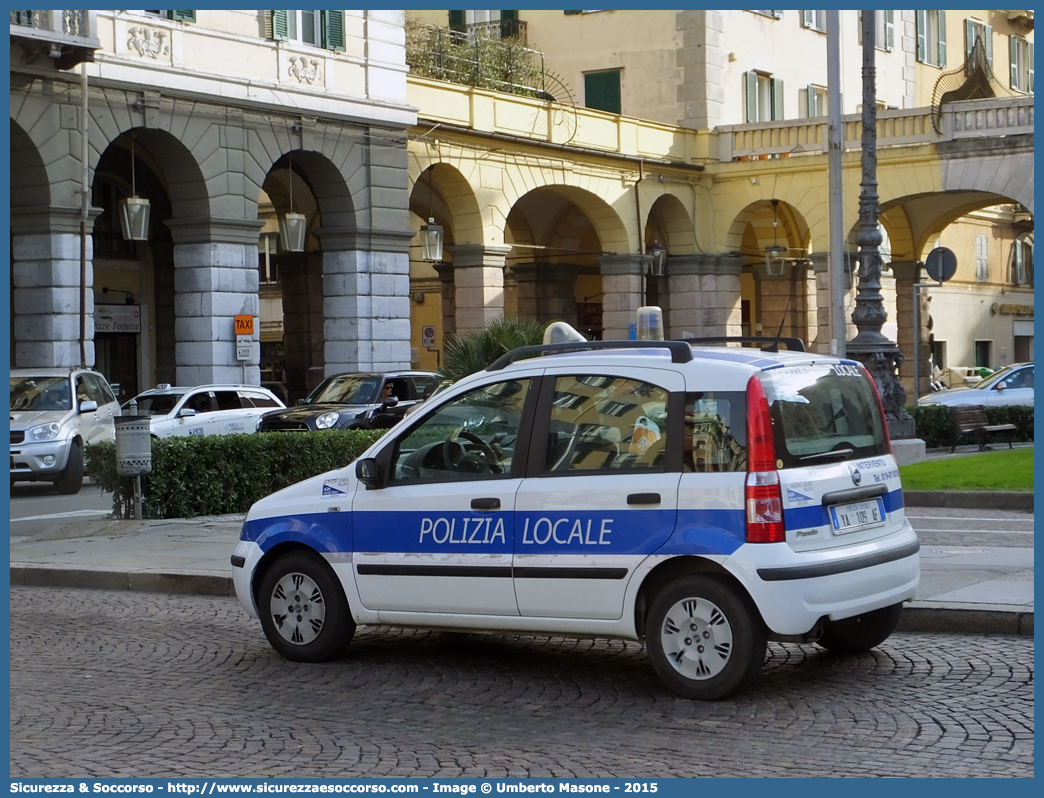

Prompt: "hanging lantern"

[764,245,787,277]
[278,211,307,253]
[118,196,151,241]
[420,217,444,262]
[647,243,667,276]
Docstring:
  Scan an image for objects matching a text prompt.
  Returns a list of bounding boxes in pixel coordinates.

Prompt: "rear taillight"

[862,367,893,454]
[745,375,785,543]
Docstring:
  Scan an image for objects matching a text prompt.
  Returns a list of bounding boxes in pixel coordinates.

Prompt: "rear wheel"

[816,603,903,654]
[258,551,355,662]
[53,442,83,495]
[646,575,766,701]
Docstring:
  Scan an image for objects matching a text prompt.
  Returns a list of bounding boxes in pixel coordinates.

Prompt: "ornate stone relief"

[289,56,321,85]
[128,27,169,59]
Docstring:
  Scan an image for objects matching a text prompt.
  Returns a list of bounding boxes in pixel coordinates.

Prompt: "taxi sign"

[234,315,254,335]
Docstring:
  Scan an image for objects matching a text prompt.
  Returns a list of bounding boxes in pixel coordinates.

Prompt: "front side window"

[759,364,889,469]
[135,393,183,416]
[544,375,669,473]
[392,379,531,483]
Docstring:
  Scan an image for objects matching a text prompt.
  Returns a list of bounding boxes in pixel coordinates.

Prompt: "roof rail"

[683,336,806,353]
[487,339,694,371]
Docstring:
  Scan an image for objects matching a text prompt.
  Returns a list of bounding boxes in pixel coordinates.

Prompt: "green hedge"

[905,404,1034,449]
[85,430,383,519]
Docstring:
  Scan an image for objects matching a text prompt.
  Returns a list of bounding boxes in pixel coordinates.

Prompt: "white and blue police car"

[232,318,919,700]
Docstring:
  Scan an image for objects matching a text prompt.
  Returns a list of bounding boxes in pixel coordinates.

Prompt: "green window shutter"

[744,71,757,122]
[937,11,946,68]
[884,10,894,51]
[770,77,783,121]
[168,10,195,23]
[801,10,812,28]
[321,10,345,52]
[501,11,518,20]
[584,70,621,115]
[449,10,465,30]
[1010,35,1019,88]
[564,11,583,15]
[806,84,816,117]
[271,10,288,41]
[916,10,926,62]
[984,25,993,66]
[965,18,974,60]
[1014,241,1024,284]
[1028,42,1034,93]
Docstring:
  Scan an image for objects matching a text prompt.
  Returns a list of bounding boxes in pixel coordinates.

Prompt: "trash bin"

[115,415,152,476]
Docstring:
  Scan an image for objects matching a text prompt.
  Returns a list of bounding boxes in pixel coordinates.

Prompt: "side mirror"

[296,398,309,406]
[996,383,1006,391]
[381,396,399,410]
[178,408,199,418]
[79,400,98,413]
[355,458,381,489]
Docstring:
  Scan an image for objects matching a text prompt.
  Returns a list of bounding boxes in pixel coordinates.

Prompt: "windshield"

[10,376,72,411]
[759,363,889,468]
[306,375,380,405]
[133,393,184,416]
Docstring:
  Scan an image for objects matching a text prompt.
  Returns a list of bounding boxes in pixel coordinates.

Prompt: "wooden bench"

[949,405,1016,452]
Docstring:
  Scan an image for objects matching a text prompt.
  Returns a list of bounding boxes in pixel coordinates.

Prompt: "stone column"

[512,263,581,326]
[11,206,100,368]
[166,217,264,386]
[315,228,415,372]
[598,254,646,340]
[809,252,831,353]
[666,254,744,339]
[446,244,511,335]
[890,261,924,397]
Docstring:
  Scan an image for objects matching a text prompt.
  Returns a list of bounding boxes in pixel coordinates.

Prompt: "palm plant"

[439,316,547,383]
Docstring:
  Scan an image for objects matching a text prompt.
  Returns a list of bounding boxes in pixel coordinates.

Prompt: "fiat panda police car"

[232,320,919,700]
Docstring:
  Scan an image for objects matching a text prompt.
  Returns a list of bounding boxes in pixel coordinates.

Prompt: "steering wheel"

[443,430,502,474]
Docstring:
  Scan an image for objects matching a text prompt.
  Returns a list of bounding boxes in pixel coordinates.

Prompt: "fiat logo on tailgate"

[850,466,862,486]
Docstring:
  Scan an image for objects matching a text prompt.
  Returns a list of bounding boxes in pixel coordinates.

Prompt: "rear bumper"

[723,522,920,635]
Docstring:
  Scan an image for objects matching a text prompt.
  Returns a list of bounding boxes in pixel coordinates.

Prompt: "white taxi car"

[231,323,919,700]
[128,384,285,438]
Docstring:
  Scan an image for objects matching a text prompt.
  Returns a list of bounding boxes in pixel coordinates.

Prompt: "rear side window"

[412,376,439,399]
[240,391,281,408]
[214,391,243,411]
[759,363,888,469]
[684,392,746,473]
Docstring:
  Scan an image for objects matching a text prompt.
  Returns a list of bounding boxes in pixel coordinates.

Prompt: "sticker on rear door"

[786,481,814,504]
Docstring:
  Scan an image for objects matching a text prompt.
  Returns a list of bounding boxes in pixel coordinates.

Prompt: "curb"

[11,566,1033,638]
[904,490,1034,510]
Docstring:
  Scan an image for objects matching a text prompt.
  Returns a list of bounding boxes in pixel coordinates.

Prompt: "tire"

[646,575,766,701]
[53,442,83,495]
[816,603,903,654]
[258,551,355,662]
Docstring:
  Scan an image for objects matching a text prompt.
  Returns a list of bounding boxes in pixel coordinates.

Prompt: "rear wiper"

[798,448,854,462]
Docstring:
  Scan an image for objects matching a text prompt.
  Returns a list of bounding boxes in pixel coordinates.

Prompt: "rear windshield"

[759,363,889,469]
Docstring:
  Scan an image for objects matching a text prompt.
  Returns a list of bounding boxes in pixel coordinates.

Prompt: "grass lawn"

[899,447,1034,492]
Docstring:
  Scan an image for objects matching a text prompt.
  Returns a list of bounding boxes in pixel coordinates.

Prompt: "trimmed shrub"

[85,429,383,519]
[905,404,1034,449]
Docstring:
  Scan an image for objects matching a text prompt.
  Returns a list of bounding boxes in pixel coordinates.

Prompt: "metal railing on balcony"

[11,9,89,37]
[11,9,99,67]
[406,18,546,99]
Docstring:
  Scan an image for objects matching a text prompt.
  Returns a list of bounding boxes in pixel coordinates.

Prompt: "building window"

[584,69,621,115]
[800,84,827,117]
[858,10,894,51]
[744,71,783,122]
[258,233,281,284]
[1009,35,1034,93]
[749,11,783,20]
[270,10,345,51]
[801,10,826,32]
[1010,239,1033,286]
[916,10,947,68]
[974,340,992,369]
[964,18,993,72]
[975,234,989,282]
[144,11,196,23]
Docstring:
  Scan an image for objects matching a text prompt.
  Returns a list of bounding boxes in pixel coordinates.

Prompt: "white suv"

[10,367,121,494]
[231,328,919,700]
[127,384,285,438]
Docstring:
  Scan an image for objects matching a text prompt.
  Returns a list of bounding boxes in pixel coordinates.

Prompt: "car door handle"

[627,493,661,505]
[471,497,501,511]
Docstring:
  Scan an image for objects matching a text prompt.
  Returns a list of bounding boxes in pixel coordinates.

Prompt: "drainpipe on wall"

[635,159,645,304]
[79,62,89,367]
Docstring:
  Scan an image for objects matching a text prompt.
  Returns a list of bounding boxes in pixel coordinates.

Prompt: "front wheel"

[53,442,83,495]
[816,603,903,654]
[646,575,766,701]
[258,551,355,662]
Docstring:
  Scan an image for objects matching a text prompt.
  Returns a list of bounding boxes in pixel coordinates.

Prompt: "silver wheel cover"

[269,571,327,646]
[659,596,734,681]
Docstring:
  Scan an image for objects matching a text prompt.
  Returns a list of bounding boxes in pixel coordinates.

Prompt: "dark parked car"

[256,371,440,433]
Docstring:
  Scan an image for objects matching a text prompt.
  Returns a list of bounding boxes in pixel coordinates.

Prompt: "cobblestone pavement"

[906,506,1034,548]
[10,587,1033,779]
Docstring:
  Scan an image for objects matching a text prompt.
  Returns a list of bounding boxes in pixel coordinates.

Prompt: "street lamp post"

[847,11,915,438]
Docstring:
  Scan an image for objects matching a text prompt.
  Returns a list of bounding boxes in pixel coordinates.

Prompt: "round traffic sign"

[924,247,957,282]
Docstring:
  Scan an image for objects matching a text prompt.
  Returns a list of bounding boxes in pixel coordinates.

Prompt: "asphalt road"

[10,586,1033,779]
[9,478,113,536]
